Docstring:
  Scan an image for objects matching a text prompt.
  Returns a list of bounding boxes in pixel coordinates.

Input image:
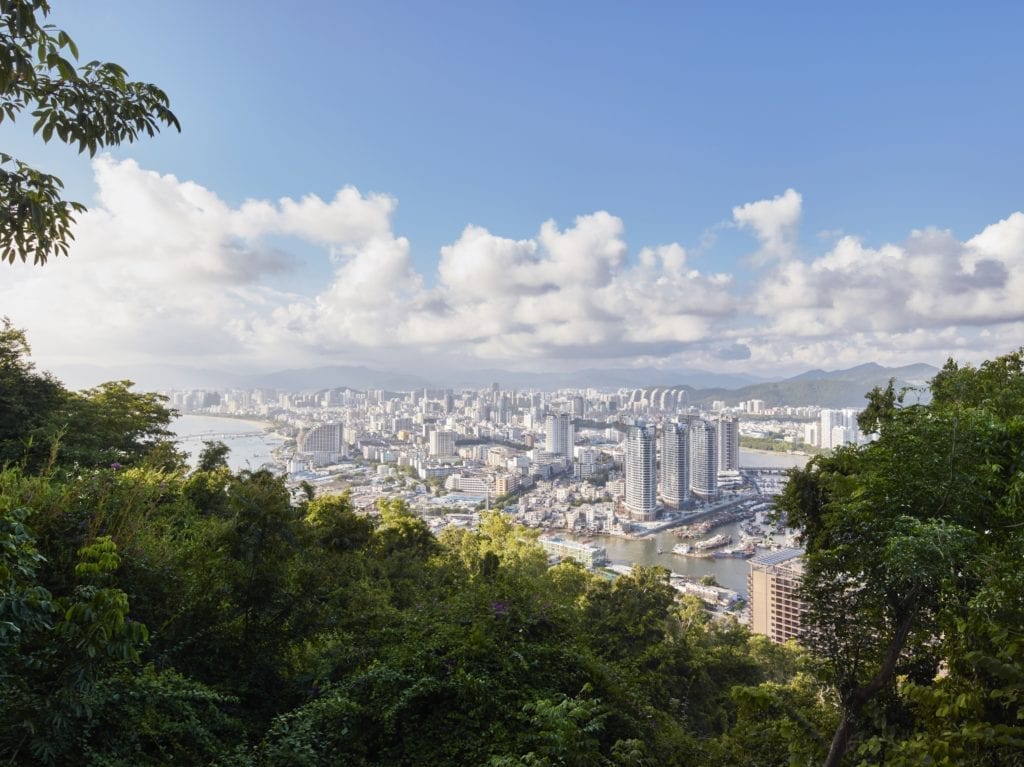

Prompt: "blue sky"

[4,1,1024,380]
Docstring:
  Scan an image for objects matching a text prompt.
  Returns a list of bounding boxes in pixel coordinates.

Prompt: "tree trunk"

[821,605,917,767]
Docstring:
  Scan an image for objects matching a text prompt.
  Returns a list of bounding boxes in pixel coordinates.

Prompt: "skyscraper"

[545,413,574,463]
[689,418,718,500]
[660,420,689,509]
[716,415,740,474]
[625,425,658,521]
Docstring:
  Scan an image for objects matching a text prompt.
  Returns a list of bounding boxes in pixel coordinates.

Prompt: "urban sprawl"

[168,385,869,642]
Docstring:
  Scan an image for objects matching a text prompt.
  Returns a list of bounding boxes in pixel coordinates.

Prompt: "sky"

[3,1,1024,383]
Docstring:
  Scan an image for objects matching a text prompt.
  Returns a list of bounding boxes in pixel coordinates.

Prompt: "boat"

[711,545,756,559]
[672,543,692,555]
[694,533,732,551]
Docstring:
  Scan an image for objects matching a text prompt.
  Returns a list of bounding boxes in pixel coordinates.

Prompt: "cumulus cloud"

[752,220,1024,349]
[4,160,1023,378]
[733,188,802,261]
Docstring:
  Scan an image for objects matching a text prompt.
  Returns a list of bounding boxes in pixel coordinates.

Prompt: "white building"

[624,426,658,521]
[298,422,345,466]
[660,420,689,509]
[545,413,574,464]
[716,415,740,474]
[574,446,598,480]
[429,429,456,459]
[689,419,718,500]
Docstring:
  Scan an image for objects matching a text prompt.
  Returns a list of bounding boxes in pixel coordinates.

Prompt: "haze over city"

[3,1,1023,386]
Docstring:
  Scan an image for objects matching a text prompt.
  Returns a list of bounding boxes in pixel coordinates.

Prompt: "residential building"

[428,429,456,459]
[545,413,574,463]
[689,418,718,500]
[716,415,740,473]
[625,425,658,520]
[660,420,689,509]
[298,422,344,466]
[748,549,807,644]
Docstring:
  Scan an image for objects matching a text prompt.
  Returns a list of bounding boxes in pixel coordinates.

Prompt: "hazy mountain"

[49,359,937,406]
[686,362,940,409]
[783,362,938,387]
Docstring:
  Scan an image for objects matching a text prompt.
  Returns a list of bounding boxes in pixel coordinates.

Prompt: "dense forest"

[2,319,1023,766]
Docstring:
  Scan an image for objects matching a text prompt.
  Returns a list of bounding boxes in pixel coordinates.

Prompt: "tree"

[777,348,1024,766]
[1,0,179,264]
[1,321,179,472]
[0,317,64,467]
[196,440,230,473]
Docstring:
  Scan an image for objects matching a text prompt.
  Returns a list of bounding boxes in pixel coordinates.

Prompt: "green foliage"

[0,317,64,468]
[0,0,179,264]
[0,322,180,472]
[196,439,230,472]
[776,348,1024,765]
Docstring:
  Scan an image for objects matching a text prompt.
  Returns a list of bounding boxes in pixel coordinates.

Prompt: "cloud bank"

[3,158,1023,377]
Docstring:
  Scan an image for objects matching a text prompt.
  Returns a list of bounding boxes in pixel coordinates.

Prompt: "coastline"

[171,414,289,472]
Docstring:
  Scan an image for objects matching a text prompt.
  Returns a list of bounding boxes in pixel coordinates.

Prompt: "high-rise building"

[298,422,345,466]
[429,429,456,459]
[820,409,837,449]
[689,419,718,500]
[716,415,740,474]
[545,413,574,463]
[748,549,807,644]
[660,421,690,509]
[625,426,658,521]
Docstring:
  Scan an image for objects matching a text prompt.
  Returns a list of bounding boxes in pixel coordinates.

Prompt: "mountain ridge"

[50,360,940,407]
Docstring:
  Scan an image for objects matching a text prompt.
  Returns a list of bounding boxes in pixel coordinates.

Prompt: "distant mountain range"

[51,360,939,408]
[685,362,938,409]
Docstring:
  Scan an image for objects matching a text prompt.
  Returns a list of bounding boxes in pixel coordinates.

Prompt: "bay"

[171,414,285,473]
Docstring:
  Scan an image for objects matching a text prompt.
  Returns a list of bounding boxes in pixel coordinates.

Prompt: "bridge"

[177,430,266,441]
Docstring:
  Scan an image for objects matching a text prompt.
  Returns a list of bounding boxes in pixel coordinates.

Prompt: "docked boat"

[711,545,757,559]
[694,533,732,551]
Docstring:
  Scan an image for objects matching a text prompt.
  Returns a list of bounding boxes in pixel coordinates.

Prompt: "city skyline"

[3,2,1023,381]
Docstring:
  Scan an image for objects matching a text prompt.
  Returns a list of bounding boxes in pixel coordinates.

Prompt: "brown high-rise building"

[748,549,806,644]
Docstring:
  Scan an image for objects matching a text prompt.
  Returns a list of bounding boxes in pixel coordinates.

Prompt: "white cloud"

[4,160,1024,379]
[732,188,802,261]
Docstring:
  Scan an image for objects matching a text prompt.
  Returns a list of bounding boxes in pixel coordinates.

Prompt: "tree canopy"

[1,0,179,264]
[777,347,1024,766]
